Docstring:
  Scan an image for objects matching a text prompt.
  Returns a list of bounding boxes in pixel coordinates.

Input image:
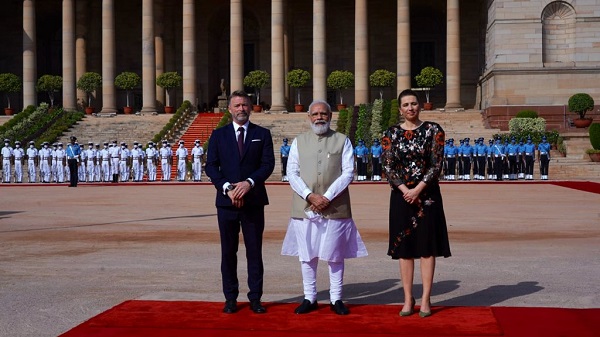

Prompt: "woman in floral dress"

[382,89,451,317]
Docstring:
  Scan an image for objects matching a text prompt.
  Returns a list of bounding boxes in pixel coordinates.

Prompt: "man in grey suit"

[205,90,275,314]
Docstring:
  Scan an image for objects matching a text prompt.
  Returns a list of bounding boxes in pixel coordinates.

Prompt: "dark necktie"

[237,127,245,155]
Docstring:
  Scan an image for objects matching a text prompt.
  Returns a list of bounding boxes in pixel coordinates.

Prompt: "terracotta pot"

[423,102,434,110]
[573,118,593,128]
[164,106,175,114]
[123,106,133,114]
[294,104,304,112]
[253,104,262,112]
[336,104,347,112]
[4,107,14,116]
[85,107,95,115]
[589,152,600,162]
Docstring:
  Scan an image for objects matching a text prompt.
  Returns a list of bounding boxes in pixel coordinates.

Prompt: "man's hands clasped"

[227,180,252,208]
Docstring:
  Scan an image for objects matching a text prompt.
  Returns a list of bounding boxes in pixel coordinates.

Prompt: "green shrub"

[327,70,354,105]
[336,108,349,135]
[388,99,399,127]
[0,73,22,109]
[589,123,600,150]
[151,100,190,143]
[370,99,384,142]
[36,74,63,107]
[369,69,395,99]
[508,117,546,133]
[515,110,538,118]
[355,103,372,146]
[243,70,270,105]
[568,93,595,119]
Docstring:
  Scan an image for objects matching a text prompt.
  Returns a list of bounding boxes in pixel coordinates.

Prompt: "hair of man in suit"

[228,90,252,105]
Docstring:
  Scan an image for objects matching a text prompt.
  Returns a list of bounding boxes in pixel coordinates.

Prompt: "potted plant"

[370,69,396,100]
[586,123,600,162]
[36,74,63,107]
[287,68,311,112]
[327,70,354,111]
[0,73,21,116]
[243,70,270,112]
[77,71,102,114]
[114,71,141,114]
[568,93,595,128]
[156,71,182,113]
[415,66,443,110]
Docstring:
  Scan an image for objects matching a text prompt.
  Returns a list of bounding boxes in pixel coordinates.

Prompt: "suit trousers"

[217,205,265,302]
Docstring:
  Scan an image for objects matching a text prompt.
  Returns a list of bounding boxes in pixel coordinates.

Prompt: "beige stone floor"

[0,182,599,336]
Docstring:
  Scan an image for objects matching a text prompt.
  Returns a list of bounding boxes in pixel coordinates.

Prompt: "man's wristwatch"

[226,184,235,193]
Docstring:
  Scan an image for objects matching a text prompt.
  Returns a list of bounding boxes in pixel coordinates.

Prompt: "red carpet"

[551,181,600,194]
[60,300,599,337]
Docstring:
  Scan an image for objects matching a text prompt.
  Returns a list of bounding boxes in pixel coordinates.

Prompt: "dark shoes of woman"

[399,297,415,316]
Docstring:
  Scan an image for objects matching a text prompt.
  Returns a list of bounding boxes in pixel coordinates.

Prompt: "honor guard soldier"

[457,139,465,179]
[13,141,24,183]
[26,141,38,183]
[491,137,505,181]
[93,144,102,181]
[486,139,494,180]
[370,138,383,181]
[1,139,13,183]
[472,138,479,179]
[138,142,145,181]
[175,140,188,181]
[99,142,111,181]
[538,136,551,180]
[130,141,143,182]
[77,142,86,182]
[66,137,82,187]
[146,141,158,181]
[523,136,536,180]
[461,138,473,180]
[39,142,52,183]
[56,143,66,183]
[159,140,172,181]
[109,140,121,183]
[191,139,204,182]
[517,139,526,179]
[280,138,291,182]
[506,137,519,180]
[119,142,130,182]
[475,137,487,180]
[445,138,458,180]
[51,143,59,182]
[85,142,97,182]
[354,139,369,181]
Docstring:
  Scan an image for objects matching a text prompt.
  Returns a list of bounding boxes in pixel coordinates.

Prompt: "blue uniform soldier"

[457,139,465,179]
[486,139,494,179]
[475,137,487,180]
[517,139,526,179]
[538,136,551,180]
[491,137,505,181]
[523,136,536,180]
[370,138,383,181]
[354,139,369,181]
[280,138,291,182]
[461,138,474,180]
[445,138,458,180]
[506,137,519,180]
[502,138,510,180]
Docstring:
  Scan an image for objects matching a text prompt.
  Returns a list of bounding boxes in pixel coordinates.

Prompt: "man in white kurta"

[281,100,368,316]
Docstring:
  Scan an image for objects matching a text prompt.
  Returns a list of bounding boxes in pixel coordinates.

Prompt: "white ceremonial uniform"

[159,145,171,181]
[100,147,111,181]
[119,147,129,181]
[1,144,13,183]
[146,146,158,181]
[175,145,188,181]
[130,147,142,182]
[55,147,66,183]
[281,135,368,303]
[85,147,96,182]
[26,146,38,182]
[110,145,121,177]
[78,149,86,182]
[39,146,52,182]
[191,145,204,181]
[51,147,58,182]
[13,146,25,183]
[94,147,102,182]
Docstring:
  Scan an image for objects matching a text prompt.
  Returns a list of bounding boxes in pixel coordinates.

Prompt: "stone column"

[62,0,76,111]
[313,0,326,101]
[182,0,196,104]
[397,0,411,93]
[445,0,462,109]
[270,0,286,111]
[23,0,37,108]
[141,0,157,113]
[75,0,88,106]
[154,0,164,106]
[100,0,117,114]
[354,0,368,105]
[230,0,244,92]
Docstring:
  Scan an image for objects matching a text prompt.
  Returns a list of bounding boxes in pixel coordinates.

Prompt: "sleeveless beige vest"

[291,129,352,219]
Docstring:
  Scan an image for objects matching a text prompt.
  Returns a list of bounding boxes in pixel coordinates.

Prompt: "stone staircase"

[419,110,502,142]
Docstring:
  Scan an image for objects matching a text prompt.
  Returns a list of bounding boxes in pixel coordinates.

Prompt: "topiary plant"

[287,69,310,105]
[415,66,443,103]
[156,71,182,107]
[77,72,102,108]
[36,75,63,107]
[369,69,396,100]
[114,71,141,108]
[515,110,538,118]
[243,70,270,105]
[327,70,354,105]
[0,73,21,109]
[568,93,595,119]
[589,123,600,150]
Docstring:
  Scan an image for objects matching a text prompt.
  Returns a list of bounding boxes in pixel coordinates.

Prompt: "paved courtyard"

[1,182,599,336]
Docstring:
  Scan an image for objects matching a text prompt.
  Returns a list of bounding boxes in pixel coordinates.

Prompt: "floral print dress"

[382,122,451,259]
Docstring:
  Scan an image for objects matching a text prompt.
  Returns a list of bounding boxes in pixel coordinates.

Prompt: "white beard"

[310,121,330,135]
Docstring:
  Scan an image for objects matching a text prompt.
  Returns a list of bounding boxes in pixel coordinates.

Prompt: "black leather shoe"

[295,299,318,314]
[250,300,267,314]
[330,300,350,315]
[223,300,237,314]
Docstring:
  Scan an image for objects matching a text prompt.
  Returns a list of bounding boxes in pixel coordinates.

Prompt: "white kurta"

[281,136,368,263]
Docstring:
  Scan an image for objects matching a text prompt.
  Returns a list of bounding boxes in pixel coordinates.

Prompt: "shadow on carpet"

[60,300,599,337]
